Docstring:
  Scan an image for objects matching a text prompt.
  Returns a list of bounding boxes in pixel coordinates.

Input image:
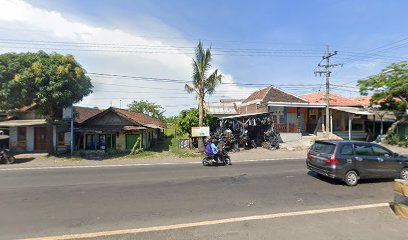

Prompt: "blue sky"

[1,0,408,115]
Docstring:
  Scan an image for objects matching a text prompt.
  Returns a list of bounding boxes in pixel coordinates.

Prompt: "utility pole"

[314,45,341,136]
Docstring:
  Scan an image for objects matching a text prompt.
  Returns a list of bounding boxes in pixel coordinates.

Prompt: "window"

[17,127,26,141]
[372,146,391,157]
[340,144,354,155]
[86,134,116,150]
[311,142,335,154]
[354,145,374,156]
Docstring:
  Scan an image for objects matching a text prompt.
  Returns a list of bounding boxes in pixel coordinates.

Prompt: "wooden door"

[34,127,49,151]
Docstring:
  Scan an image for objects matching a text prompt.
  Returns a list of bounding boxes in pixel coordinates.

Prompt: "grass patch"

[169,137,200,158]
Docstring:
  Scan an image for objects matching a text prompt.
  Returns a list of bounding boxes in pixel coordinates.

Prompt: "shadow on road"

[307,171,395,186]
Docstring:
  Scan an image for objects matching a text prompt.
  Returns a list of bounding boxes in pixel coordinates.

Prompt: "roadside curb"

[0,157,304,171]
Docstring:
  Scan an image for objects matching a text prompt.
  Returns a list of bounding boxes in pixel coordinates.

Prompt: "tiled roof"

[242,86,272,103]
[351,96,372,107]
[242,85,307,104]
[74,106,102,123]
[113,108,166,129]
[301,91,364,107]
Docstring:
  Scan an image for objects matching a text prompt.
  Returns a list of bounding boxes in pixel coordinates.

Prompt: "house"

[300,91,378,140]
[76,107,165,151]
[217,86,326,142]
[0,104,53,152]
[0,105,102,152]
[212,86,391,143]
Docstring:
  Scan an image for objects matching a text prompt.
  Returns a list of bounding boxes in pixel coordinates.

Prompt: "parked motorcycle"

[0,149,15,164]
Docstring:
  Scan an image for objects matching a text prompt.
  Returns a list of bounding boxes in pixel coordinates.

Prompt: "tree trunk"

[197,92,205,152]
[384,115,408,143]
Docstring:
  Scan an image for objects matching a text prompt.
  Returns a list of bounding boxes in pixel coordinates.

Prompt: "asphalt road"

[0,159,406,240]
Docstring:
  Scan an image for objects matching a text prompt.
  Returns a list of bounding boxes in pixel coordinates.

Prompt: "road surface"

[0,159,406,239]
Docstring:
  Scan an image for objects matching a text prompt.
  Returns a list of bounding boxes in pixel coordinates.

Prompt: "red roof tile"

[113,108,166,129]
[351,96,372,107]
[242,85,307,104]
[301,91,364,107]
[15,103,37,112]
[74,106,102,123]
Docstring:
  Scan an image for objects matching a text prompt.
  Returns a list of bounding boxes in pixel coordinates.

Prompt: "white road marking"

[0,157,303,171]
[21,202,389,240]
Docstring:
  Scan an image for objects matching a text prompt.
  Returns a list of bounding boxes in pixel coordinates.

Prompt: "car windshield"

[311,142,336,154]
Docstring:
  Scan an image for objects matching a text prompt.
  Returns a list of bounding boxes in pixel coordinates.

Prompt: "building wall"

[26,126,34,151]
[9,127,17,150]
[117,133,126,150]
[238,104,268,115]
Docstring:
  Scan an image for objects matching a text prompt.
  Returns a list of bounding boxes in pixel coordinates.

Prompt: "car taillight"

[325,153,339,165]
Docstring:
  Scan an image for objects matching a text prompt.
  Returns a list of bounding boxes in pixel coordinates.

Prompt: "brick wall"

[239,104,268,115]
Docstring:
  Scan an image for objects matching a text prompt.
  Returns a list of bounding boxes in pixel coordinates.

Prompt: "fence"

[274,123,299,133]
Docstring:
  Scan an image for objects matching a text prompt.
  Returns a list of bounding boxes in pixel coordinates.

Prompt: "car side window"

[340,144,354,155]
[372,146,391,157]
[354,144,374,156]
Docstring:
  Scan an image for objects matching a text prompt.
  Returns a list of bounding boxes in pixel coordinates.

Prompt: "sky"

[0,0,407,116]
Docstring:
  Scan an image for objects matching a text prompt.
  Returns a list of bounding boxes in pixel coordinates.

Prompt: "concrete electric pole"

[314,45,341,136]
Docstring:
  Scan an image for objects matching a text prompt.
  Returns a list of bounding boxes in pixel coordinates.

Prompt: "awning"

[330,107,374,115]
[0,119,47,127]
[267,102,326,108]
[219,112,270,120]
[0,135,9,140]
[123,126,148,131]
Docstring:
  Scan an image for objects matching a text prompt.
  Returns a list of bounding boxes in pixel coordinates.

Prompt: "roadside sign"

[191,126,210,137]
[63,106,73,120]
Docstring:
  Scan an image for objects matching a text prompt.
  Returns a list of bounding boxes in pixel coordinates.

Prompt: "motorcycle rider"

[204,139,216,163]
[211,139,219,163]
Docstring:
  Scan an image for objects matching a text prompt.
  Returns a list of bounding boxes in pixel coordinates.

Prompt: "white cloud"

[0,0,254,116]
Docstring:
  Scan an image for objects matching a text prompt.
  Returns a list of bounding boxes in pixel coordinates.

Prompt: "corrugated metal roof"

[206,102,239,115]
[330,107,374,115]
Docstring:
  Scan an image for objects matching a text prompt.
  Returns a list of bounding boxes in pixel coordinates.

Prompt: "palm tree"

[185,41,222,151]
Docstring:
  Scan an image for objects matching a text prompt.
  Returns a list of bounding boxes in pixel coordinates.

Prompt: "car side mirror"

[393,153,399,157]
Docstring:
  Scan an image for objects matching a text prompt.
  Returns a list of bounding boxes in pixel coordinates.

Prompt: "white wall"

[280,133,302,142]
[9,127,17,149]
[26,126,34,151]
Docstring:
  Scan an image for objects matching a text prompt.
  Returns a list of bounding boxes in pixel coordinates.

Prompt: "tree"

[176,108,213,137]
[358,61,408,140]
[0,51,93,153]
[185,41,222,151]
[128,100,165,122]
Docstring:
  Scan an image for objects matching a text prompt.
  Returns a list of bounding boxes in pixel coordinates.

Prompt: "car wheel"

[400,168,408,181]
[344,170,359,186]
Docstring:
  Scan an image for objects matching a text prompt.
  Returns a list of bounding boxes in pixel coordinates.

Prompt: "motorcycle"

[218,145,231,165]
[202,146,231,166]
[0,149,15,164]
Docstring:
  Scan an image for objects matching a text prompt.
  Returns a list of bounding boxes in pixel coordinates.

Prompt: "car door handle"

[377,157,384,162]
[355,157,363,161]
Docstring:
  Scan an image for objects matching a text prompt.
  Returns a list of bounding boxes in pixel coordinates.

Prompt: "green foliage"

[185,41,223,98]
[128,100,165,122]
[176,108,213,137]
[0,51,93,119]
[358,61,408,116]
[165,116,178,125]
